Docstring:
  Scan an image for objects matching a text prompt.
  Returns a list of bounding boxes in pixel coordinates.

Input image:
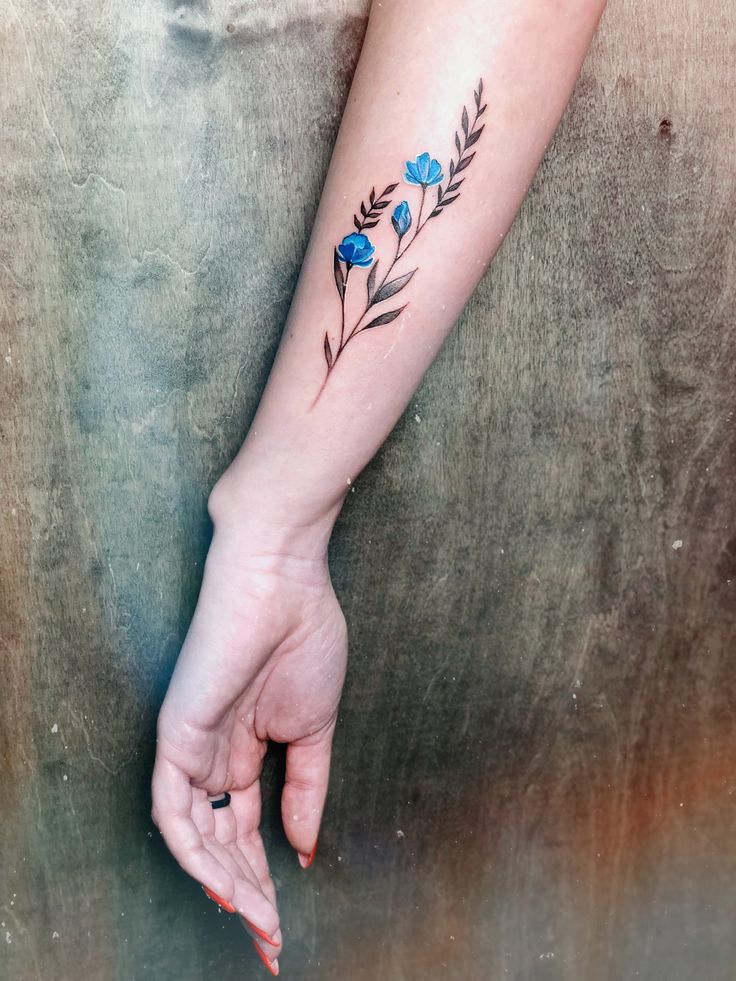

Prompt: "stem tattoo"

[314,79,487,406]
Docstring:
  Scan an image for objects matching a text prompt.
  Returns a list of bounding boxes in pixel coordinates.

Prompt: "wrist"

[207,456,343,561]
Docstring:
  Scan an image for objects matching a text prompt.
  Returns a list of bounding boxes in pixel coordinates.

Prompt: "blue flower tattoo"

[336,233,376,268]
[315,79,487,404]
[404,152,443,188]
[391,201,412,238]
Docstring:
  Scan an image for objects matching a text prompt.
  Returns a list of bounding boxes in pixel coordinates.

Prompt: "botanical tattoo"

[313,79,487,403]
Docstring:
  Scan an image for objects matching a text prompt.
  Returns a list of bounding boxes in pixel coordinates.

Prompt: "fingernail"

[243,917,280,948]
[202,885,236,913]
[298,842,317,869]
[253,940,279,976]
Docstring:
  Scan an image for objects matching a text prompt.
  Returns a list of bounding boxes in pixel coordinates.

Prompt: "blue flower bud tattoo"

[315,79,487,405]
[391,201,412,239]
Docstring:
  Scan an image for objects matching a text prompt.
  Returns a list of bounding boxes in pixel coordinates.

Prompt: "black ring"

[210,792,231,810]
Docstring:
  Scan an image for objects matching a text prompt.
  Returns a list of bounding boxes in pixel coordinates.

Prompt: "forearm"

[212,0,606,549]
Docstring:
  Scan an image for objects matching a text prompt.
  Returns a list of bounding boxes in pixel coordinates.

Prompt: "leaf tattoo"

[372,269,416,306]
[432,79,486,219]
[312,79,488,406]
[366,260,379,304]
[363,306,407,330]
[333,248,345,299]
[353,184,399,233]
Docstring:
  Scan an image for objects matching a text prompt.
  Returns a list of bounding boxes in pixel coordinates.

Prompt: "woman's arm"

[153,1,607,974]
[213,0,606,534]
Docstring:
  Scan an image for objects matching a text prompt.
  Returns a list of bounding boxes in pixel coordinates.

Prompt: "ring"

[209,792,232,810]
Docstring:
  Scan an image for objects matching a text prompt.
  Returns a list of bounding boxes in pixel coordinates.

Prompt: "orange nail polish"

[202,885,236,913]
[298,842,317,869]
[243,917,280,948]
[253,939,279,976]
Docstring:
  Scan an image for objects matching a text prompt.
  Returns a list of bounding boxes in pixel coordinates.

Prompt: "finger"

[233,832,279,916]
[191,791,281,944]
[281,719,336,866]
[231,833,282,954]
[227,782,278,905]
[230,842,283,963]
[207,795,283,971]
[209,834,282,965]
[225,783,283,956]
[200,809,261,896]
[252,937,280,976]
[152,757,236,899]
[153,758,279,938]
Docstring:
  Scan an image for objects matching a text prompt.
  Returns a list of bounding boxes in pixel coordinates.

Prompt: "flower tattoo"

[391,201,412,239]
[403,152,444,188]
[336,233,376,268]
[314,79,487,404]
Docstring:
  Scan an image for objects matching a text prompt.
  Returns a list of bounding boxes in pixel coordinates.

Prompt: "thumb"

[281,719,336,868]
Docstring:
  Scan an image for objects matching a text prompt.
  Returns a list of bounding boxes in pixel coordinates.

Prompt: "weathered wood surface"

[1,1,734,979]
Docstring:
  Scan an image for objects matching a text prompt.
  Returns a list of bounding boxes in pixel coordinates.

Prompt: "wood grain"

[1,1,734,979]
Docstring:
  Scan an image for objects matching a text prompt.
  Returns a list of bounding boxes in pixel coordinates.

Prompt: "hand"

[151,479,347,974]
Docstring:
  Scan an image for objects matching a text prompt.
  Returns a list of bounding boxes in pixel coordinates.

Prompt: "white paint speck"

[673,539,683,550]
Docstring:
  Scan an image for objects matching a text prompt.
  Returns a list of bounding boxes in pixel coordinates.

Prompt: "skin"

[153,512,345,964]
[151,0,608,971]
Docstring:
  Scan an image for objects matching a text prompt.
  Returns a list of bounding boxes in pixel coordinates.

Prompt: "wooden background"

[1,1,734,979]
